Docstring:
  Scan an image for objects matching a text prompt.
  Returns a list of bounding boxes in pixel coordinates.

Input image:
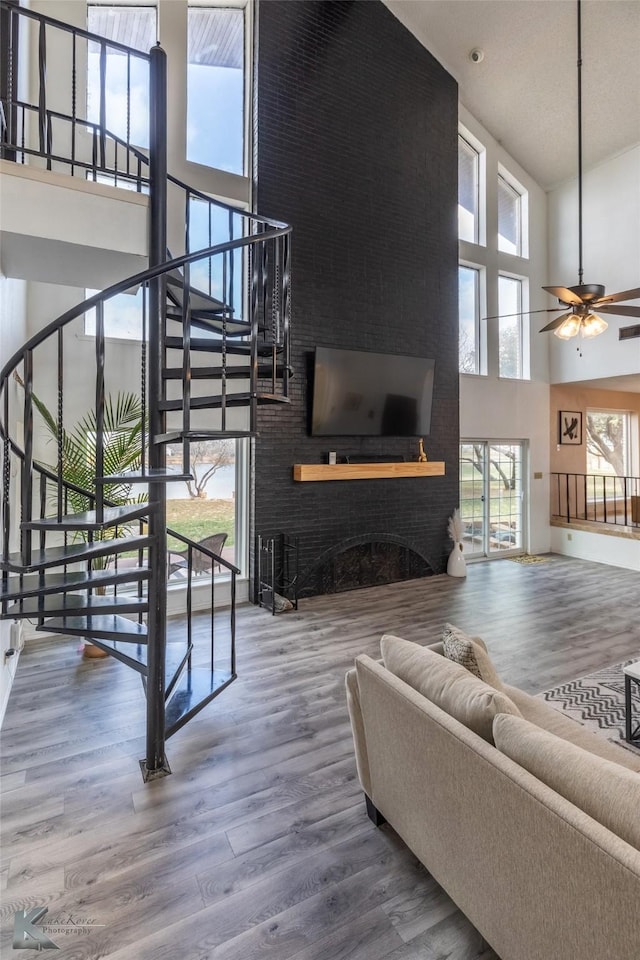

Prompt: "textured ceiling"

[385,0,640,190]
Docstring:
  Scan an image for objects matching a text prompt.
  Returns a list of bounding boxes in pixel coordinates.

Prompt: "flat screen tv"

[311,347,435,437]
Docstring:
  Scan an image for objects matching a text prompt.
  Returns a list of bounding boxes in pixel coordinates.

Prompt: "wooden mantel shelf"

[293,462,446,482]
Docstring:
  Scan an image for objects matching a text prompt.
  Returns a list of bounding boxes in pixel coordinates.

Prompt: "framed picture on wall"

[558,410,582,445]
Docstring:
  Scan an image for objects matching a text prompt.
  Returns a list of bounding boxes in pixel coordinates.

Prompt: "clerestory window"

[458,134,480,244]
[187,4,246,174]
[86,4,156,149]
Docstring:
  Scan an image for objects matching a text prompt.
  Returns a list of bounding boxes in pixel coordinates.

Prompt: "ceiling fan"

[539,1,640,339]
[488,1,640,340]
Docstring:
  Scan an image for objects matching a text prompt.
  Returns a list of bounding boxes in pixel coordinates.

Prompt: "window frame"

[458,261,486,377]
[585,408,634,478]
[86,2,157,151]
[458,132,483,246]
[186,1,248,177]
[497,272,528,380]
[497,165,528,259]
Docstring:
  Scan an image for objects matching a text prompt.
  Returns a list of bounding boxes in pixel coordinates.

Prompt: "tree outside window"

[459,265,480,374]
[586,410,631,477]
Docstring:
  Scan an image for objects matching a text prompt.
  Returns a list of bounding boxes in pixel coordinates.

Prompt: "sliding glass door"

[459,441,527,558]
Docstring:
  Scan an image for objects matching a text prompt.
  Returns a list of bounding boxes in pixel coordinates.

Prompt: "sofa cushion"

[503,683,640,773]
[494,713,640,850]
[381,634,521,744]
[442,622,502,689]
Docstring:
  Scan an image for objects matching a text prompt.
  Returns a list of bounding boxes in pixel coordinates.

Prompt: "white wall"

[547,145,640,384]
[0,275,28,725]
[458,106,551,555]
[0,161,148,289]
[550,525,640,573]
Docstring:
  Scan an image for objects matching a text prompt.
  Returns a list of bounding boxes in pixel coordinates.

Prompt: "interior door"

[460,441,526,558]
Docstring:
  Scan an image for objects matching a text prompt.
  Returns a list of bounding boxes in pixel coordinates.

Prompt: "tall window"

[87,5,156,148]
[498,171,525,256]
[458,135,479,243]
[586,410,632,477]
[187,5,245,174]
[498,274,524,378]
[459,265,481,375]
[84,288,145,340]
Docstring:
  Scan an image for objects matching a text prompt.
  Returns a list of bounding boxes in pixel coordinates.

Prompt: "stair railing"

[0,232,289,566]
[165,527,239,738]
[0,0,292,777]
[551,472,640,527]
[0,0,150,174]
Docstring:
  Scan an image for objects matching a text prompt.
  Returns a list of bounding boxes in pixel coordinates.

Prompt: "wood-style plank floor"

[2,555,639,959]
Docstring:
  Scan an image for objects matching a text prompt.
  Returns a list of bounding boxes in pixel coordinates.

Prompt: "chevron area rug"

[541,659,640,757]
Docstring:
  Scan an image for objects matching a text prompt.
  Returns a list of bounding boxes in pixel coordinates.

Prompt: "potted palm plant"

[15,375,146,657]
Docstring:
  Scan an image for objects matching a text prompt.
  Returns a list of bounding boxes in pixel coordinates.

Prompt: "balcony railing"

[551,472,640,527]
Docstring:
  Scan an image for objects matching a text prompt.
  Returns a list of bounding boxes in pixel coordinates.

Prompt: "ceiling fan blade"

[542,285,584,305]
[597,304,640,318]
[594,286,640,306]
[482,307,564,321]
[539,313,571,333]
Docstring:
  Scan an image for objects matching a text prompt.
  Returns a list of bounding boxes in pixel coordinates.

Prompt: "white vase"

[447,541,467,578]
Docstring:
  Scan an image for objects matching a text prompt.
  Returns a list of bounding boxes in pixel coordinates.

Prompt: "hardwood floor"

[2,555,639,959]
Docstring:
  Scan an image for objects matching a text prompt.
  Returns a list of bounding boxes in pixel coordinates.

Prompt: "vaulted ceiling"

[385,0,640,191]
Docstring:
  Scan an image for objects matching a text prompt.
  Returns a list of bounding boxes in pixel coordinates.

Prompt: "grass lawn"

[166,497,235,549]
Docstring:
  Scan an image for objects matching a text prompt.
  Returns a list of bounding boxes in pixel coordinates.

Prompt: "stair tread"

[166,337,283,355]
[166,275,227,313]
[6,593,148,618]
[22,504,149,532]
[165,666,235,737]
[0,568,150,602]
[166,310,250,337]
[1,535,151,573]
[153,430,254,444]
[162,364,283,380]
[159,392,290,412]
[42,613,148,643]
[86,638,189,679]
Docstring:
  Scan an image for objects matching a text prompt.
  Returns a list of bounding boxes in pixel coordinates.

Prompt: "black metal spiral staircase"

[0,2,292,779]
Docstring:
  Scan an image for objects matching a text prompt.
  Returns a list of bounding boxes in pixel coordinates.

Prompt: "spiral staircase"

[0,3,292,779]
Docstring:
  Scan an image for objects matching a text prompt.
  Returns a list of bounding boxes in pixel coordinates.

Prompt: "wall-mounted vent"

[619,324,640,341]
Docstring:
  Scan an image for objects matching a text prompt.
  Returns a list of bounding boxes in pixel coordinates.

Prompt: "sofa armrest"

[345,666,372,797]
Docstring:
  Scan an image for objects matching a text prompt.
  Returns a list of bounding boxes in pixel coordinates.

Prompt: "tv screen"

[311,347,435,437]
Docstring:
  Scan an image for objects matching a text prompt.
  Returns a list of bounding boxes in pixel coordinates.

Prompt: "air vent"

[619,324,640,341]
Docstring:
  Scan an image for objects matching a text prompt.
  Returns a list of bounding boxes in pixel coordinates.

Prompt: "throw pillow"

[380,634,520,743]
[493,713,640,850]
[442,623,503,690]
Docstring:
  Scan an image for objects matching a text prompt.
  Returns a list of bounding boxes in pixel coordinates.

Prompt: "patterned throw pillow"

[442,623,503,690]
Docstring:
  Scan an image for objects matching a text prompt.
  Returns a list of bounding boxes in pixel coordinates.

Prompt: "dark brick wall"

[253,0,459,598]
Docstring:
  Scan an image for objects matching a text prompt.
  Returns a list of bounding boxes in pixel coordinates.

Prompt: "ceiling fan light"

[554,314,582,339]
[580,313,608,338]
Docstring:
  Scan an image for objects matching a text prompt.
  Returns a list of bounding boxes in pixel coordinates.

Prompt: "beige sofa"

[346,635,640,960]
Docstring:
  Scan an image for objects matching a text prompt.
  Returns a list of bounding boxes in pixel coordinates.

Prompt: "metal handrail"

[0,229,289,390]
[551,471,640,526]
[0,0,286,770]
[0,0,152,58]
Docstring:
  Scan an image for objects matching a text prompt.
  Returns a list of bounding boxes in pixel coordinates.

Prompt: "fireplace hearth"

[298,535,433,597]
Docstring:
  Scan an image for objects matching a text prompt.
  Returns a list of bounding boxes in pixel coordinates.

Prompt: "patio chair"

[168,532,228,577]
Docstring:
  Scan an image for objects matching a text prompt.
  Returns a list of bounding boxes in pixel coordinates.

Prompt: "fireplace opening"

[298,535,433,597]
